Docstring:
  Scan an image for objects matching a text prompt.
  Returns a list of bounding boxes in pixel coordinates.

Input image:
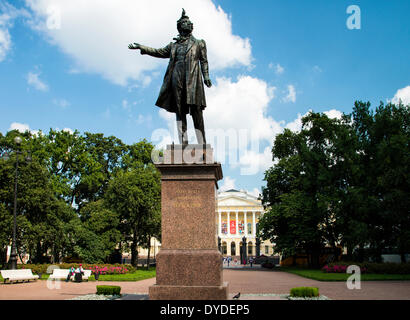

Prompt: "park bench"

[49,269,92,281]
[1,269,39,283]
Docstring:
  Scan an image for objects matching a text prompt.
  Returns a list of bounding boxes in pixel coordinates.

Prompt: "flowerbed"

[18,263,136,275]
[322,264,367,274]
[322,262,410,274]
[89,265,129,275]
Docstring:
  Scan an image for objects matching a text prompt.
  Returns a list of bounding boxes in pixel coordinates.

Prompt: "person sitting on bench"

[66,266,75,282]
[74,264,84,283]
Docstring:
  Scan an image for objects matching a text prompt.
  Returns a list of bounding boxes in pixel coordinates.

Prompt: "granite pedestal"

[149,144,229,300]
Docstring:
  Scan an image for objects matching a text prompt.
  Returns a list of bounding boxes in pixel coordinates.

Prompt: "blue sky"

[1,0,409,196]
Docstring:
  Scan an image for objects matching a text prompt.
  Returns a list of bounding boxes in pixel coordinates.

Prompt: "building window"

[247,223,252,235]
[222,242,227,255]
[248,242,253,255]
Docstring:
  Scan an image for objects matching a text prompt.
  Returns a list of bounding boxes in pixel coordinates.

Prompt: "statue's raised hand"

[128,43,141,50]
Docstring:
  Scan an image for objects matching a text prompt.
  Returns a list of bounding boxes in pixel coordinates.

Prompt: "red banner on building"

[230,220,236,234]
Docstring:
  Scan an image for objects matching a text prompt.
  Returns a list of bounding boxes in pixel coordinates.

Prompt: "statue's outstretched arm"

[128,42,171,59]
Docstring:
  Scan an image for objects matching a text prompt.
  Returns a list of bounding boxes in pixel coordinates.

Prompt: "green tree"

[261,112,358,267]
[105,163,160,267]
[81,200,122,262]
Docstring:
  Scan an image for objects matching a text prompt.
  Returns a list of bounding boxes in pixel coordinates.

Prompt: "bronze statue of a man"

[129,9,212,145]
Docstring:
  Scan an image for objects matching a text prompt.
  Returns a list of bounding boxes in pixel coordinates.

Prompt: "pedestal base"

[149,144,228,300]
[155,249,223,286]
[149,282,229,300]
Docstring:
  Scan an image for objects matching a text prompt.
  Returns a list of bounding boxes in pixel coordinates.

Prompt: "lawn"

[0,267,156,282]
[92,267,156,281]
[280,267,410,281]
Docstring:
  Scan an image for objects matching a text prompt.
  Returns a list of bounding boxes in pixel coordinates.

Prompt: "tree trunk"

[146,236,151,270]
[0,246,7,269]
[130,228,138,268]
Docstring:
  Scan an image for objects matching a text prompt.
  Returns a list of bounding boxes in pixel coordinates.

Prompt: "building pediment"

[218,195,262,207]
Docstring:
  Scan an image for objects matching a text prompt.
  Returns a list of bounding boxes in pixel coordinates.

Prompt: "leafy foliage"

[260,101,409,266]
[0,129,160,266]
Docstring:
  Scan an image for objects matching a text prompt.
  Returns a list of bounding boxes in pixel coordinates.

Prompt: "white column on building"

[235,211,239,236]
[252,211,256,237]
[244,212,248,236]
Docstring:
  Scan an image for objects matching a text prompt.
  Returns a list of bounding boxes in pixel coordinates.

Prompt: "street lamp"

[1,136,31,269]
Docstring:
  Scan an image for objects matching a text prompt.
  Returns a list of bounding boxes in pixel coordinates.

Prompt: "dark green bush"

[329,262,410,274]
[290,287,319,298]
[261,262,275,269]
[96,285,121,296]
[18,263,136,274]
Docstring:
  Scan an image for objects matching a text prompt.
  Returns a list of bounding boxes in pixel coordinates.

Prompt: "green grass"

[280,267,410,281]
[92,267,156,282]
[1,268,156,282]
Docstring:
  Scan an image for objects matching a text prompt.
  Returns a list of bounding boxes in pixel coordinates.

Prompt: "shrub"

[17,263,136,275]
[290,287,319,298]
[261,262,275,269]
[18,264,49,274]
[96,285,121,296]
[324,262,410,274]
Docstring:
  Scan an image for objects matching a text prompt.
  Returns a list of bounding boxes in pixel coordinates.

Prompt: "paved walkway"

[1,269,409,300]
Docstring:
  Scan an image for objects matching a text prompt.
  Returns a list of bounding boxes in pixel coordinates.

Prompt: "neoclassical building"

[217,189,274,258]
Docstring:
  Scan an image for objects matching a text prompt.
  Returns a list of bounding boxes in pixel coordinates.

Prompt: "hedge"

[290,287,319,298]
[325,262,410,274]
[96,285,121,296]
[261,262,275,269]
[18,263,136,275]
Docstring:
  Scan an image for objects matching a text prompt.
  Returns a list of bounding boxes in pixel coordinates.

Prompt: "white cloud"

[220,176,236,191]
[122,99,130,111]
[312,65,322,73]
[9,122,30,133]
[324,109,343,120]
[25,0,252,86]
[136,114,153,125]
[0,17,12,62]
[269,62,284,75]
[392,85,410,106]
[285,109,343,133]
[27,71,48,91]
[0,2,30,62]
[205,76,280,143]
[248,188,261,198]
[155,74,343,175]
[8,122,39,136]
[62,127,73,134]
[53,98,70,108]
[282,85,296,103]
[238,146,274,175]
[285,112,308,132]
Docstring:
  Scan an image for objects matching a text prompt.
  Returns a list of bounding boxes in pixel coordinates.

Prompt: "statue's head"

[177,9,193,35]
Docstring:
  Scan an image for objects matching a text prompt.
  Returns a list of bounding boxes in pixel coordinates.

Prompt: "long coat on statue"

[139,36,210,115]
